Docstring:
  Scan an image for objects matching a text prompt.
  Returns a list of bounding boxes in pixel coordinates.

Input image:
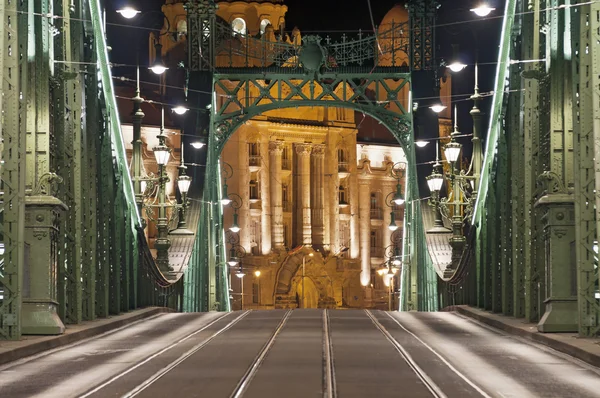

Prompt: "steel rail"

[322,310,337,398]
[364,310,446,398]
[80,311,251,398]
[384,312,491,397]
[122,310,252,397]
[229,310,293,398]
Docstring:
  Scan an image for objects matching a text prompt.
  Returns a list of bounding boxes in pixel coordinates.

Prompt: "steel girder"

[0,0,28,340]
[186,68,439,312]
[571,2,600,336]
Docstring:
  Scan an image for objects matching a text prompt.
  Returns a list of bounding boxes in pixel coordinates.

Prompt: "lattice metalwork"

[0,0,28,340]
[212,24,409,70]
[406,0,438,71]
[572,2,600,337]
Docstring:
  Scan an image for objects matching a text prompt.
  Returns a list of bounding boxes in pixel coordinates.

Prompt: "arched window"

[260,19,271,35]
[176,20,187,39]
[231,17,246,35]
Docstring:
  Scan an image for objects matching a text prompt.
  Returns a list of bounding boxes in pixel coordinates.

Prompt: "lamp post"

[236,265,246,310]
[302,252,314,308]
[171,140,193,235]
[131,64,145,222]
[377,256,399,311]
[152,106,172,274]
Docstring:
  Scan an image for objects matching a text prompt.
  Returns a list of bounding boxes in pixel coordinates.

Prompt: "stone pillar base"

[22,300,65,335]
[537,298,578,333]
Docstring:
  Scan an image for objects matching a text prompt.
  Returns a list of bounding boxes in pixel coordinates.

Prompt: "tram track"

[322,310,337,398]
[365,310,447,398]
[78,310,250,398]
[229,310,293,398]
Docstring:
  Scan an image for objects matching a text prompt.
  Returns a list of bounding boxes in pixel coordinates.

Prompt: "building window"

[260,19,271,35]
[249,178,260,200]
[339,185,348,207]
[371,229,383,257]
[370,192,382,219]
[252,283,260,304]
[231,17,246,35]
[249,142,261,167]
[338,148,348,172]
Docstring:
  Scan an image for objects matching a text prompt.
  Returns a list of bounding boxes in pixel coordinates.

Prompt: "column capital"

[311,144,326,157]
[295,143,312,155]
[358,178,370,186]
[269,141,284,154]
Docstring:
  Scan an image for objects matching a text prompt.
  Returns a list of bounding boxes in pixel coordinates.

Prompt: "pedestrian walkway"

[454,305,600,368]
[0,307,170,366]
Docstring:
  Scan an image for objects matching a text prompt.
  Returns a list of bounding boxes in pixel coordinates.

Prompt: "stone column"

[269,141,284,249]
[23,193,67,334]
[295,143,312,246]
[260,138,271,254]
[359,178,371,286]
[349,165,361,259]
[238,131,251,251]
[329,145,340,254]
[311,145,325,248]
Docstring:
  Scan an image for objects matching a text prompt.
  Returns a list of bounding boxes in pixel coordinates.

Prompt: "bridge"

[1,0,600,395]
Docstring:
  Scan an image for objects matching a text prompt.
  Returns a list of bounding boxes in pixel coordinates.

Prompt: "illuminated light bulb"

[470,5,495,17]
[447,62,467,72]
[117,7,140,19]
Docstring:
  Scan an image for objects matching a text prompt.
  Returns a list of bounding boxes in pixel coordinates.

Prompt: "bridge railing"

[213,22,409,70]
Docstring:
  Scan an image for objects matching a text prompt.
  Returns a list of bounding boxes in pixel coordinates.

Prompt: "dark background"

[104,0,506,195]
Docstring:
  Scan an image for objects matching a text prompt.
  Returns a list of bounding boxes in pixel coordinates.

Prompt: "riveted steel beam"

[571,2,600,336]
[0,0,28,340]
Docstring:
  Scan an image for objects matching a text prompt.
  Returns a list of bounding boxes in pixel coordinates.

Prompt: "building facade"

[134,0,452,309]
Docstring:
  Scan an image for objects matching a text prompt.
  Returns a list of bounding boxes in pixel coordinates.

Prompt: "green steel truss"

[439,0,600,336]
[185,69,439,312]
[183,0,441,312]
[0,0,181,340]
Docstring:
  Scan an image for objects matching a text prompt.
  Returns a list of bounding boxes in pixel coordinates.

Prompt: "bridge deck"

[1,310,599,397]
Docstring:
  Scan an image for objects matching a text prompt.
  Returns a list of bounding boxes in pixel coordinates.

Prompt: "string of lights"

[5,1,597,38]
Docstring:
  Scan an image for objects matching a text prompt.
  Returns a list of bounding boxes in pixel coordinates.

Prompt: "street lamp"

[426,85,483,271]
[171,141,193,235]
[236,265,245,310]
[172,105,189,115]
[447,61,467,72]
[152,106,172,275]
[429,102,447,113]
[470,4,495,17]
[116,7,140,19]
[149,42,168,75]
[386,162,406,231]
[377,258,399,311]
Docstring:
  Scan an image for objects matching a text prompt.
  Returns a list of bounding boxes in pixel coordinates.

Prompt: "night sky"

[105,0,506,194]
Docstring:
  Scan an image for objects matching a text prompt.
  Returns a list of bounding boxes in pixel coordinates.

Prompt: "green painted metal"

[571,2,600,336]
[0,0,184,339]
[0,0,28,340]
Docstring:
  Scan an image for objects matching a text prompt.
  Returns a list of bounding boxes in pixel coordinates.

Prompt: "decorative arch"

[273,248,335,308]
